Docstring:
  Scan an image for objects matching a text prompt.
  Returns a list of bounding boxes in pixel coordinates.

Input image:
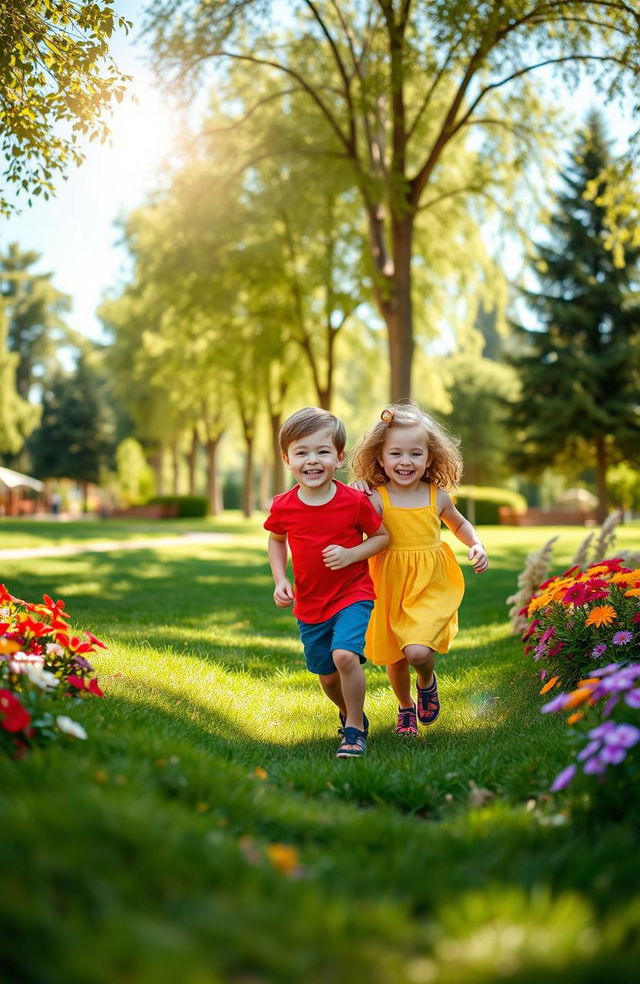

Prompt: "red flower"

[18,616,53,638]
[42,594,70,621]
[0,690,31,733]
[562,583,589,606]
[84,630,107,649]
[547,642,565,657]
[66,675,104,697]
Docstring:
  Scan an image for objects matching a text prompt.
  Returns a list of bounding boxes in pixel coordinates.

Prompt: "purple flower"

[577,740,602,761]
[591,643,607,659]
[603,695,620,717]
[584,756,607,775]
[550,764,576,791]
[588,721,618,740]
[534,643,547,660]
[540,627,556,645]
[624,689,640,709]
[599,745,627,765]
[541,693,570,713]
[612,631,633,646]
[603,724,640,748]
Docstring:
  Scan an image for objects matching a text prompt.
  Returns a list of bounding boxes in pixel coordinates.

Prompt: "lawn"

[1,520,639,983]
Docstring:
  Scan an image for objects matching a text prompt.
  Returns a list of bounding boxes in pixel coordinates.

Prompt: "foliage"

[508,113,640,518]
[145,0,640,399]
[542,662,640,804]
[115,437,155,506]
[454,484,527,525]
[149,494,209,518]
[28,351,117,488]
[0,0,131,213]
[521,558,640,690]
[0,582,105,756]
[0,302,40,456]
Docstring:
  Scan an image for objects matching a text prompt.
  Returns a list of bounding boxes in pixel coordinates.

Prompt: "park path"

[0,531,232,560]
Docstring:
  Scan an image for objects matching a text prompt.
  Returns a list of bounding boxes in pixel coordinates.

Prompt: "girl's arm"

[437,490,489,573]
[322,522,389,571]
[268,533,295,606]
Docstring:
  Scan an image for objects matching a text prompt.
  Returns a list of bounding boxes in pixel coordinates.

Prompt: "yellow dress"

[366,484,465,665]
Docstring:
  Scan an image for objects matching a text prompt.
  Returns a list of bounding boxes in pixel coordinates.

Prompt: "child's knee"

[332,648,360,672]
[404,645,435,668]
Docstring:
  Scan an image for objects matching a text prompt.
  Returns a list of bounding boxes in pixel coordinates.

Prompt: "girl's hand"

[322,544,353,570]
[350,480,372,496]
[273,579,294,607]
[468,543,488,573]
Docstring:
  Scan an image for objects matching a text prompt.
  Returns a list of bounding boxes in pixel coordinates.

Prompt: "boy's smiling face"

[283,426,344,491]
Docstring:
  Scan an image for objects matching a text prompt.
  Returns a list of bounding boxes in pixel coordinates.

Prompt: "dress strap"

[430,483,438,510]
[378,484,391,508]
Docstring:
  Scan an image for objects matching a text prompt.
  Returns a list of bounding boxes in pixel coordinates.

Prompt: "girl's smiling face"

[379,423,431,487]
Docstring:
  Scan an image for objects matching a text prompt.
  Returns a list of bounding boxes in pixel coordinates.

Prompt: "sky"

[1,2,638,348]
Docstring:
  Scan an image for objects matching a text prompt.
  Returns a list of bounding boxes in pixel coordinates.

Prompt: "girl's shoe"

[396,703,418,735]
[339,711,369,737]
[416,674,440,725]
[336,726,367,758]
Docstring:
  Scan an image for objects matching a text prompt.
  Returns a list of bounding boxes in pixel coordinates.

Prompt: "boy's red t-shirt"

[264,481,382,623]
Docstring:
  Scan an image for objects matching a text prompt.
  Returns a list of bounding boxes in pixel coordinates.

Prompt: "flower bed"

[0,583,106,755]
[520,558,640,690]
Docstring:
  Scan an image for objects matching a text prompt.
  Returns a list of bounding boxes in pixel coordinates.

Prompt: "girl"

[350,404,488,735]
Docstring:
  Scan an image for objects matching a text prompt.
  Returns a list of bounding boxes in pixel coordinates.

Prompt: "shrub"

[148,495,209,518]
[454,485,527,525]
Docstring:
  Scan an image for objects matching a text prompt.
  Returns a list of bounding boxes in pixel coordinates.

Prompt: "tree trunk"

[171,436,180,495]
[187,426,198,495]
[270,412,286,496]
[375,214,414,402]
[242,435,254,518]
[152,443,165,495]
[206,436,221,515]
[595,437,609,523]
[259,459,272,510]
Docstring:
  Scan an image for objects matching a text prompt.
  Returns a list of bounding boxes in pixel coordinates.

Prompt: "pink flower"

[612,631,633,646]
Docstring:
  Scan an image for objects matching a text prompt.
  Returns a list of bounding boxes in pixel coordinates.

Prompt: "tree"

[0,303,40,457]
[144,0,640,399]
[508,112,640,522]
[0,0,130,213]
[29,352,117,505]
[0,243,72,397]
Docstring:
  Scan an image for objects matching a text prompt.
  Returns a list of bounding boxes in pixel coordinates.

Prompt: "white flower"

[56,716,88,740]
[9,652,45,673]
[0,607,10,619]
[21,664,59,690]
[45,642,65,658]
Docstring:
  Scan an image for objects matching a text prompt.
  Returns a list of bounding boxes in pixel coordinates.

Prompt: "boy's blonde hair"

[279,407,346,456]
[349,403,463,491]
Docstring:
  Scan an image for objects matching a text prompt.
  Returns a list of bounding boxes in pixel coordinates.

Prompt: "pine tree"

[508,111,640,520]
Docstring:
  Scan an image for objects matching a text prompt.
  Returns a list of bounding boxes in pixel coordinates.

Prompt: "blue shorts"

[297,600,374,676]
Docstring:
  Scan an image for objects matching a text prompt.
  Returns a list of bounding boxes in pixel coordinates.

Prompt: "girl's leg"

[386,657,412,708]
[332,649,365,732]
[403,644,436,690]
[318,670,346,716]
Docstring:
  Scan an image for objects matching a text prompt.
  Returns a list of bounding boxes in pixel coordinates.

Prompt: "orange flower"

[610,572,638,585]
[564,686,595,709]
[585,605,616,627]
[265,844,301,875]
[586,565,613,576]
[540,675,560,695]
[624,588,640,598]
[567,711,584,725]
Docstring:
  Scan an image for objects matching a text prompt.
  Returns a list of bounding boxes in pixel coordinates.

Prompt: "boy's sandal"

[336,727,367,758]
[339,711,369,737]
[416,673,440,725]
[396,703,418,736]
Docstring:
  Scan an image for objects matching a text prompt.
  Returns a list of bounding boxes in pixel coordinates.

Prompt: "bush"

[148,495,209,518]
[454,485,527,525]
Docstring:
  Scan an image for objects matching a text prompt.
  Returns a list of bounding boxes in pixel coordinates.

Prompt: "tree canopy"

[0,0,130,213]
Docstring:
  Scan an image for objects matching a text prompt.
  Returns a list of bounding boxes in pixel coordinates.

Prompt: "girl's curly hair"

[349,403,463,491]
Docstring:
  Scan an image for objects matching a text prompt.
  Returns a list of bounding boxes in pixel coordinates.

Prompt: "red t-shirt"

[264,481,382,623]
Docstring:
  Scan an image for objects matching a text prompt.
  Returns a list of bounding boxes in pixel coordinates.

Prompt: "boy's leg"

[318,671,346,718]
[332,649,365,732]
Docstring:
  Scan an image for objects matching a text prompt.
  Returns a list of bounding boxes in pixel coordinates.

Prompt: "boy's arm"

[438,490,489,573]
[322,522,389,571]
[268,533,294,606]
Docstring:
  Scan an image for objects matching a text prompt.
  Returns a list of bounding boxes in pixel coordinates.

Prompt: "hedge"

[148,495,209,518]
[453,485,527,525]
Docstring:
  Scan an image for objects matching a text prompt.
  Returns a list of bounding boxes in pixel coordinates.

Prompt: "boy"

[264,407,389,758]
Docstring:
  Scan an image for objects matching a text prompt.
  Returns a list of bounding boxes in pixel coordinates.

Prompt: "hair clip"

[380,408,394,425]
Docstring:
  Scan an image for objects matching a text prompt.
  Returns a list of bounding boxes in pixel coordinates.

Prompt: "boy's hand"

[322,544,353,570]
[350,480,372,495]
[468,543,488,573]
[273,579,294,607]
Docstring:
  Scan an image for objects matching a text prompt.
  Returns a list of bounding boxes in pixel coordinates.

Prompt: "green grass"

[1,521,639,983]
